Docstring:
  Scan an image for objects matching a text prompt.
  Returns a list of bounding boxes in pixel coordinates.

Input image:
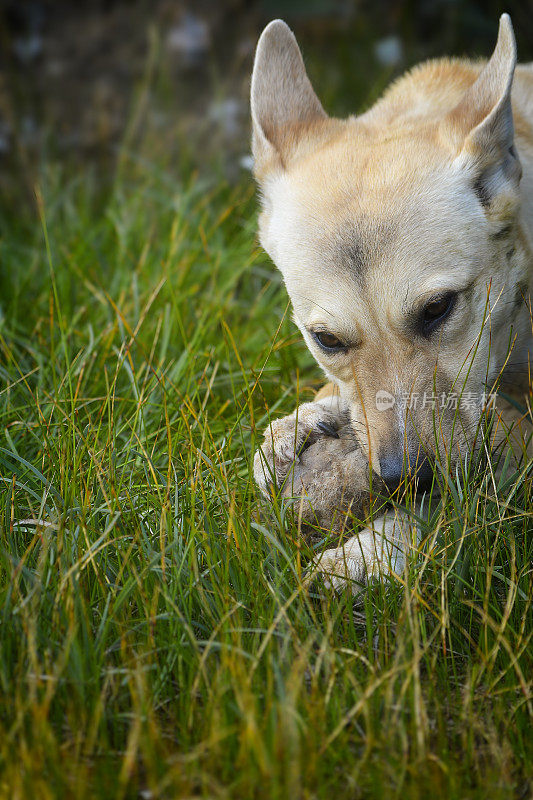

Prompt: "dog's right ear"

[251,20,332,178]
[442,14,521,217]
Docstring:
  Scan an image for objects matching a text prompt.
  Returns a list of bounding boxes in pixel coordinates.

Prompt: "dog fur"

[251,15,533,590]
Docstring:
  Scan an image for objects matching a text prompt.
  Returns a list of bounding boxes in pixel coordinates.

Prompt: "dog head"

[251,16,531,486]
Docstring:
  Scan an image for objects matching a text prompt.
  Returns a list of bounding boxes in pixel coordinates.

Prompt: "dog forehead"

[268,157,486,288]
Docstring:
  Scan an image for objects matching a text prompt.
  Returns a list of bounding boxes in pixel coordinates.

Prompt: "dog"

[251,15,533,590]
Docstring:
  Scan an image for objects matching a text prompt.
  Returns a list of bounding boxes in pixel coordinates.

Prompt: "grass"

[0,157,531,799]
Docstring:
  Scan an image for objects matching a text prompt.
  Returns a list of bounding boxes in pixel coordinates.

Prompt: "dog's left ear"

[442,14,521,214]
[250,20,337,179]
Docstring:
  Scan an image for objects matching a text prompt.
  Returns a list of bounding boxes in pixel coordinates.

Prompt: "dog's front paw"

[308,528,378,593]
[307,512,415,593]
[309,544,367,593]
[253,401,341,495]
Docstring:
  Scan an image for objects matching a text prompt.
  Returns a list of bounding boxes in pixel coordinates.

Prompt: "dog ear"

[443,14,521,212]
[251,20,334,177]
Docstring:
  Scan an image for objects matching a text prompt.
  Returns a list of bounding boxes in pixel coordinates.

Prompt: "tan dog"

[252,15,533,590]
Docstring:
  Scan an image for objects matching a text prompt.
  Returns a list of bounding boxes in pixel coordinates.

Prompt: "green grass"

[0,160,531,799]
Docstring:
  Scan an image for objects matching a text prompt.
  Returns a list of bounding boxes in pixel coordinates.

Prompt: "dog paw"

[253,400,342,495]
[306,513,413,593]
[308,544,367,593]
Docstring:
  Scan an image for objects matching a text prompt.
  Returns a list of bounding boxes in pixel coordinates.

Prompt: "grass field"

[0,158,531,799]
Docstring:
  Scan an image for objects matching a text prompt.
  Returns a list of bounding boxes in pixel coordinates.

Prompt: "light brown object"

[279,422,378,533]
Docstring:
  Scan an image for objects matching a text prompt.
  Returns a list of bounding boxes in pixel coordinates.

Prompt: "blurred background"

[1,0,532,202]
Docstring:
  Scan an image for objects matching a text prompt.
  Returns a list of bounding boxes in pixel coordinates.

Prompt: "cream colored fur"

[251,15,533,592]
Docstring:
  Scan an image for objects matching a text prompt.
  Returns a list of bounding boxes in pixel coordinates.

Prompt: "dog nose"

[379,449,434,493]
[379,453,404,492]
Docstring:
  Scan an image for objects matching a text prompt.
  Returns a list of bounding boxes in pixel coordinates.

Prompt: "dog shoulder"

[363,57,484,125]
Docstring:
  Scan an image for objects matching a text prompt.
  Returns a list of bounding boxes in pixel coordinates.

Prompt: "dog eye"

[421,292,457,335]
[312,330,346,351]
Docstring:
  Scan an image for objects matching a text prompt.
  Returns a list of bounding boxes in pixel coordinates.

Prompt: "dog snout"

[379,445,434,493]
